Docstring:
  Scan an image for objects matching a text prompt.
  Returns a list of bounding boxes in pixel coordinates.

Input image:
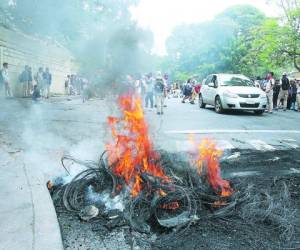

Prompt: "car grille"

[240,103,260,108]
[238,94,260,98]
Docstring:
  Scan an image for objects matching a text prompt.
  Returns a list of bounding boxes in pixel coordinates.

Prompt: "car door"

[209,75,219,105]
[201,75,212,103]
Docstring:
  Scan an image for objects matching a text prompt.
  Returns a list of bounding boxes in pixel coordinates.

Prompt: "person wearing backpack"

[181,79,193,103]
[154,71,165,115]
[276,73,290,111]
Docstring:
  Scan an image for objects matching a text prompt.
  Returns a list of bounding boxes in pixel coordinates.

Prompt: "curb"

[24,163,64,250]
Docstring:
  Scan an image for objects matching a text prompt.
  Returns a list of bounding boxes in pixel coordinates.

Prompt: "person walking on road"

[296,80,300,112]
[265,72,275,113]
[1,63,11,97]
[154,71,165,115]
[43,67,52,99]
[144,73,154,109]
[35,67,44,96]
[276,73,290,111]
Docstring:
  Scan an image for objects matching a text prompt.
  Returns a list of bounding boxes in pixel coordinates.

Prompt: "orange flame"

[212,200,229,208]
[190,137,233,197]
[106,94,169,197]
[161,201,180,210]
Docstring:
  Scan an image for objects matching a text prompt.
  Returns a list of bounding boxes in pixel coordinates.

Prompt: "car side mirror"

[208,82,214,88]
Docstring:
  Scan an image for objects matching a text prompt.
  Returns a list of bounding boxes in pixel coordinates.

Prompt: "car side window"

[212,75,218,88]
[205,76,211,85]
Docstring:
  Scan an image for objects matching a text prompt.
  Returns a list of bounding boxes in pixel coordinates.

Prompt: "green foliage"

[164,5,267,81]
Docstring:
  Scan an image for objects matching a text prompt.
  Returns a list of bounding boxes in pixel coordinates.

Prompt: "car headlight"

[223,91,238,98]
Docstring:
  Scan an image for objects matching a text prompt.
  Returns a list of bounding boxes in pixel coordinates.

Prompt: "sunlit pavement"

[145,98,300,153]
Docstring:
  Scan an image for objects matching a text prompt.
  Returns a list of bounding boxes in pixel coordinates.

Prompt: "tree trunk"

[294,55,300,71]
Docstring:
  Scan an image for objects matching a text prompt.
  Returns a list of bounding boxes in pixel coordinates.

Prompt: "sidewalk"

[0,97,107,250]
[0,140,63,250]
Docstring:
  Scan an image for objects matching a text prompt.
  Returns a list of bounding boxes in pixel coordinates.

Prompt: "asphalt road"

[149,97,300,153]
[1,96,299,250]
[1,95,299,171]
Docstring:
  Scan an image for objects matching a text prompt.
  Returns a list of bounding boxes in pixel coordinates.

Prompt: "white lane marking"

[165,129,300,134]
[280,139,299,149]
[249,140,275,151]
[176,140,195,152]
[176,140,234,151]
[290,168,300,174]
[226,152,241,160]
[216,140,235,150]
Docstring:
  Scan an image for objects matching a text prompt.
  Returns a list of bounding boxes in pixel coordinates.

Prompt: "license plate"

[246,100,255,104]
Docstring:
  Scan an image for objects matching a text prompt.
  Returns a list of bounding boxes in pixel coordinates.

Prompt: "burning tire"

[152,186,198,229]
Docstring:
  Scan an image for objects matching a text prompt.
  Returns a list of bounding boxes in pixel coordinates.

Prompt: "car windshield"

[220,75,254,87]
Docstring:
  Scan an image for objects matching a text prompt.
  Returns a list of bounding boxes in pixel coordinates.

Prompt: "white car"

[199,74,267,114]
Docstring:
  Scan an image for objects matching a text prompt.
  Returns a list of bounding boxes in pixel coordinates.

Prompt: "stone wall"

[0,27,77,95]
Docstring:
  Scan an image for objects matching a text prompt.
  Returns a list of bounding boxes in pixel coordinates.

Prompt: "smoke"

[87,186,125,212]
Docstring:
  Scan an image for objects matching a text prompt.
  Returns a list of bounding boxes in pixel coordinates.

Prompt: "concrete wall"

[0,27,77,95]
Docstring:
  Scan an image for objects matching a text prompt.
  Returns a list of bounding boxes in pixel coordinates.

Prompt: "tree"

[164,5,266,80]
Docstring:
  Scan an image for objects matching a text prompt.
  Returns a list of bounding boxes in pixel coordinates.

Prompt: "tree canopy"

[163,2,300,81]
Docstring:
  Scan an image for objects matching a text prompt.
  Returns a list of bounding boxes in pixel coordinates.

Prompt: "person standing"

[296,80,300,112]
[273,79,281,109]
[28,67,33,96]
[265,72,275,113]
[144,73,154,109]
[35,67,44,96]
[276,73,290,111]
[1,63,11,97]
[65,75,71,95]
[43,67,52,99]
[154,71,165,115]
[19,65,30,97]
[290,80,298,111]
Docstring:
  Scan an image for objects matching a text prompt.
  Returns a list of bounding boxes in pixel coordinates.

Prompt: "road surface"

[0,96,300,250]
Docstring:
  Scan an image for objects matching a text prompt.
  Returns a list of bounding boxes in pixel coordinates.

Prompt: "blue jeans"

[145,92,153,108]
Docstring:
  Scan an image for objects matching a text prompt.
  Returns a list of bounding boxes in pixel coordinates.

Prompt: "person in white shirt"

[265,72,275,113]
[144,73,154,109]
[1,63,11,97]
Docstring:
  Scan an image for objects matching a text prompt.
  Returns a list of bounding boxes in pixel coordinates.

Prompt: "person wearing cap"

[276,72,290,111]
[154,71,166,115]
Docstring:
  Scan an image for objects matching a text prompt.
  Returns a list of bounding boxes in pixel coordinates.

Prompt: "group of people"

[181,78,201,104]
[133,71,168,115]
[21,66,52,100]
[0,62,52,101]
[258,72,300,113]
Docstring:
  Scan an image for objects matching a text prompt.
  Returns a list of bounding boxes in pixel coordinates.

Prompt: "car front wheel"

[215,96,224,114]
[199,94,206,108]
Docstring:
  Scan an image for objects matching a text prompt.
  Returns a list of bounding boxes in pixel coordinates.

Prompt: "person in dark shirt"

[43,67,52,98]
